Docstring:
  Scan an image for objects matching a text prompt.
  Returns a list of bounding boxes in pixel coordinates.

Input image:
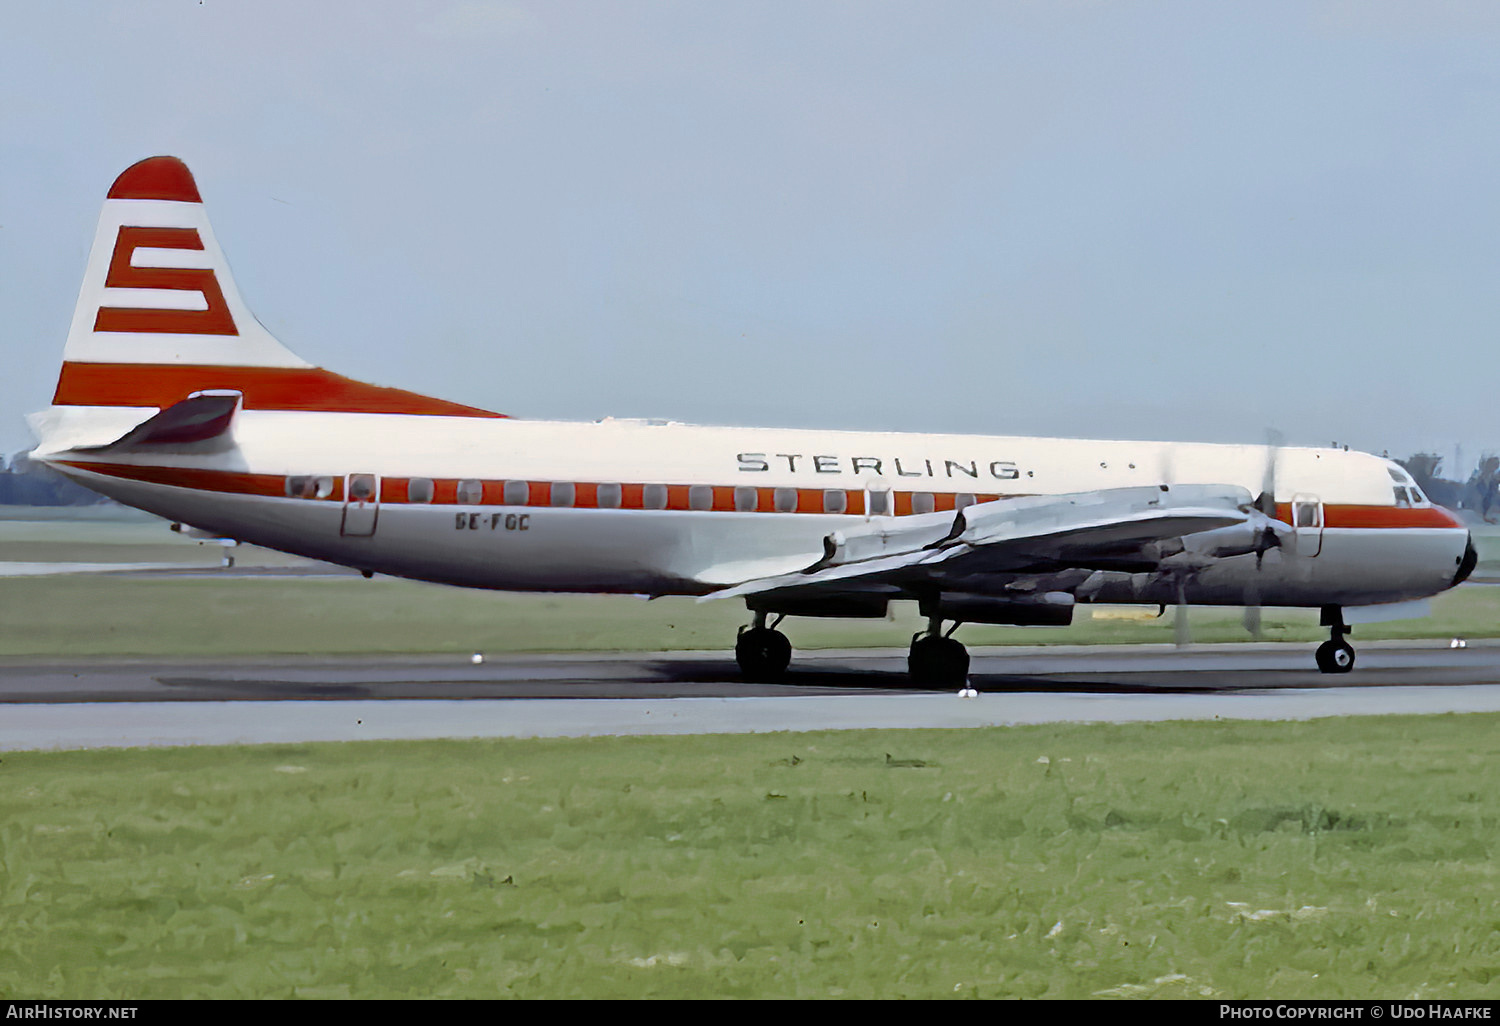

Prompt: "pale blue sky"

[4,1,1499,470]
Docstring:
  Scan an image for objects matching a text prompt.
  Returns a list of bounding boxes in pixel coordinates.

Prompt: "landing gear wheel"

[908,635,970,687]
[1315,639,1355,674]
[736,627,792,681]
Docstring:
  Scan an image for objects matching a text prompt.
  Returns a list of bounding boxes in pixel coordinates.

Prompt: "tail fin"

[49,156,502,419]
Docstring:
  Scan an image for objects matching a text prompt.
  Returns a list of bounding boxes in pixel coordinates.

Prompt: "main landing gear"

[735,612,792,681]
[1315,605,1355,674]
[734,611,974,688]
[908,617,970,688]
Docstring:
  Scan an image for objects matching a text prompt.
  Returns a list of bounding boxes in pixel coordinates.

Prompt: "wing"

[699,483,1289,606]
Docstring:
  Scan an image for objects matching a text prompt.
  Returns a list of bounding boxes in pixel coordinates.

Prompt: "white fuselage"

[44,408,1473,611]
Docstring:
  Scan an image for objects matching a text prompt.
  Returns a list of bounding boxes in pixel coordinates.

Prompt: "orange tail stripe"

[53,362,506,418]
[108,156,202,203]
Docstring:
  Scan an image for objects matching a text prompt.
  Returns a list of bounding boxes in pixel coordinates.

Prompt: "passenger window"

[955,493,975,511]
[460,479,487,505]
[643,484,668,510]
[823,489,847,514]
[913,492,935,515]
[313,476,334,499]
[349,475,377,502]
[284,476,310,499]
[597,483,622,508]
[868,489,891,516]
[774,488,797,513]
[551,482,575,507]
[407,478,434,504]
[734,486,758,512]
[1295,503,1319,527]
[688,485,713,511]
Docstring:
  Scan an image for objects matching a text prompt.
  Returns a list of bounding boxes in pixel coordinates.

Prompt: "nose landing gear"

[1315,605,1355,674]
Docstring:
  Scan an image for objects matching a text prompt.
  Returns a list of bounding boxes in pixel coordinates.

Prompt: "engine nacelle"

[919,591,1075,627]
[748,593,890,619]
[1179,516,1288,560]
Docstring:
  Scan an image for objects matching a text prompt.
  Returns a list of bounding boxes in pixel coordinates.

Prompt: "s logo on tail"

[94,226,237,336]
[46,155,506,419]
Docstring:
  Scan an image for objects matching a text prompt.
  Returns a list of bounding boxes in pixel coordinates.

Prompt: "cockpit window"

[1386,465,1428,504]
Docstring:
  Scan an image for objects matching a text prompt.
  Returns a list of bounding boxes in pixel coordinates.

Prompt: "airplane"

[27,156,1478,685]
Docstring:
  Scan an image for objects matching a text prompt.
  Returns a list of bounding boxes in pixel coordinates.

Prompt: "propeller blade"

[1245,428,1283,636]
[1257,428,1284,516]
[1174,578,1191,648]
[1243,577,1263,639]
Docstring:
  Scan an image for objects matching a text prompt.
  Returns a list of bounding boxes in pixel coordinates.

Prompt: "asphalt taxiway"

[4,640,1500,750]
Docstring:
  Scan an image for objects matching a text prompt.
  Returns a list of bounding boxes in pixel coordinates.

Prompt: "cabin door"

[341,473,380,537]
[1290,494,1323,557]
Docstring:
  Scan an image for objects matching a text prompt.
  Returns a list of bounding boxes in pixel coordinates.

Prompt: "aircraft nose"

[1454,533,1478,586]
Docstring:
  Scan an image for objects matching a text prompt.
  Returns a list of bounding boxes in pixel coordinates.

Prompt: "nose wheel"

[1315,606,1355,674]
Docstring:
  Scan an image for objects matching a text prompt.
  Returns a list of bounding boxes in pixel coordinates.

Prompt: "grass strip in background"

[2,574,1499,656]
[3,516,1499,656]
[1,714,1497,998]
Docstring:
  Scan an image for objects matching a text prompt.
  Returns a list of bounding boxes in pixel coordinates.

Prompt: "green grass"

[0,519,307,567]
[2,715,1498,998]
[2,573,1499,657]
[1473,530,1500,569]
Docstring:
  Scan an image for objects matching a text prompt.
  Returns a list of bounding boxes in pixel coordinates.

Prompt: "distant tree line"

[1398,453,1500,523]
[0,451,114,506]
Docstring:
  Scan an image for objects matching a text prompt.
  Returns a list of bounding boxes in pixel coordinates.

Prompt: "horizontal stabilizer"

[74,390,241,453]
